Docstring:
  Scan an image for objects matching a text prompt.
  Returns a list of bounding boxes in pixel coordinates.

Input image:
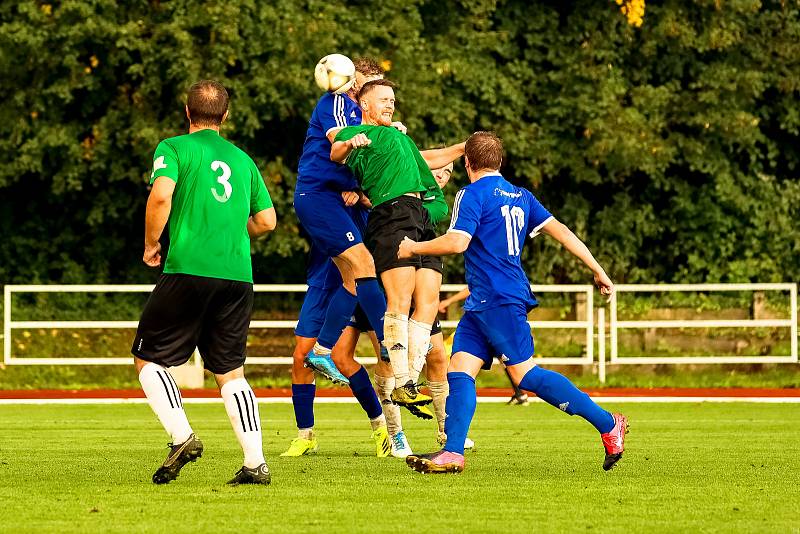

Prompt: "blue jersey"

[296,93,362,193]
[448,174,553,312]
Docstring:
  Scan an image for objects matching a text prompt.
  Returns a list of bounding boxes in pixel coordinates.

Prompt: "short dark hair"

[353,57,384,77]
[465,131,503,171]
[186,80,229,126]
[358,79,395,102]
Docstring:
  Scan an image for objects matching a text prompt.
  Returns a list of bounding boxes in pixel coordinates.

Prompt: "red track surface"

[0,387,797,399]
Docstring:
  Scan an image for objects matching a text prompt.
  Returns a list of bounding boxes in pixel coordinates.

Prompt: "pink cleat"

[406,450,465,474]
[601,413,629,471]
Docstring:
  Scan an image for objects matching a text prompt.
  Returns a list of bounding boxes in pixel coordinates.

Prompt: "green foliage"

[1,1,798,284]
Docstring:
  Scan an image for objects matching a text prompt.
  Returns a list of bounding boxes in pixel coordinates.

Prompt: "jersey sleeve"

[319,94,350,137]
[526,191,554,238]
[149,140,179,184]
[249,160,273,214]
[411,142,449,225]
[448,187,482,239]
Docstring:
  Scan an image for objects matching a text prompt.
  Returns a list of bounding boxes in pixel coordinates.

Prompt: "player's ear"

[221,110,229,124]
[185,105,191,122]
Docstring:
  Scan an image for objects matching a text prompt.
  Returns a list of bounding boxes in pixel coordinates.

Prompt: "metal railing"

[606,283,798,365]
[3,283,595,366]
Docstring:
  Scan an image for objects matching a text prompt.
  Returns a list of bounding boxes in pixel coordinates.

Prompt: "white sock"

[383,312,409,384]
[138,362,193,444]
[221,378,266,468]
[298,428,314,440]
[312,342,332,356]
[408,319,432,383]
[428,380,449,435]
[370,414,387,431]
[374,374,401,436]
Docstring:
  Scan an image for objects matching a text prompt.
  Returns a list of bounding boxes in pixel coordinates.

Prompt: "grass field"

[1,402,798,533]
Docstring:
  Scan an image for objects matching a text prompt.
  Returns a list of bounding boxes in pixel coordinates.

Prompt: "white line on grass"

[0,396,799,405]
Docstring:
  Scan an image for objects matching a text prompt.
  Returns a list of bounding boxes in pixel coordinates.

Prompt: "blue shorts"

[451,303,534,370]
[294,190,364,257]
[295,286,338,338]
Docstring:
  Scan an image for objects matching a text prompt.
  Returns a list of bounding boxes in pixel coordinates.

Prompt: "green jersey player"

[131,80,276,486]
[331,79,466,411]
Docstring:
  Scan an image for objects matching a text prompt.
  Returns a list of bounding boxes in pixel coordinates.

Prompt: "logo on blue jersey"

[494,188,522,198]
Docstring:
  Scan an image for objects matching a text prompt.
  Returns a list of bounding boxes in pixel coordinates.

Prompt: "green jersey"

[335,125,447,222]
[149,129,272,283]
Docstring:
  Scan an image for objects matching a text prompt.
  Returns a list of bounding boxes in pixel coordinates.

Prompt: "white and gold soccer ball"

[314,54,356,94]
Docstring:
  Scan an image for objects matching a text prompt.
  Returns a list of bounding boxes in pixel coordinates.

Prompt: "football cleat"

[280,437,318,457]
[227,462,271,485]
[405,403,434,420]
[372,425,391,458]
[304,350,349,385]
[390,381,433,407]
[436,432,475,450]
[601,413,629,471]
[406,450,465,474]
[390,431,413,458]
[152,433,203,484]
[507,392,530,405]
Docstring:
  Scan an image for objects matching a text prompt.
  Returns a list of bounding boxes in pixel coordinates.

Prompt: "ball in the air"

[314,54,356,94]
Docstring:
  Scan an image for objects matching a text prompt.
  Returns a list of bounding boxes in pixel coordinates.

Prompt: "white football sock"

[428,380,449,435]
[138,362,193,444]
[407,319,432,383]
[221,378,266,469]
[370,414,387,431]
[383,312,409,384]
[312,342,332,356]
[374,374,401,436]
[298,428,314,440]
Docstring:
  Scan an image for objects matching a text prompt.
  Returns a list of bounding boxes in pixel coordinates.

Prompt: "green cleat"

[152,433,203,485]
[280,437,318,457]
[227,463,271,485]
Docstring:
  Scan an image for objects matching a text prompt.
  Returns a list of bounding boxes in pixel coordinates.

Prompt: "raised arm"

[540,219,614,296]
[420,142,466,170]
[330,133,371,163]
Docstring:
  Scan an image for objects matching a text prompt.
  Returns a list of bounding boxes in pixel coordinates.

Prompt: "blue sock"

[518,366,615,433]
[348,366,382,419]
[443,372,476,455]
[355,277,386,342]
[291,383,316,429]
[316,286,358,349]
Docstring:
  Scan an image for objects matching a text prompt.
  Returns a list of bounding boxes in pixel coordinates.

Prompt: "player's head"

[464,131,503,181]
[358,79,395,127]
[351,57,385,95]
[185,80,229,128]
[432,162,454,189]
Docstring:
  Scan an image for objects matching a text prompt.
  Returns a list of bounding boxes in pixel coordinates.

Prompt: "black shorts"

[366,195,443,275]
[350,306,441,335]
[132,273,253,375]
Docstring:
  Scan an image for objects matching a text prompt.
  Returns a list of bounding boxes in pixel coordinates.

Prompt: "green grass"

[0,402,798,533]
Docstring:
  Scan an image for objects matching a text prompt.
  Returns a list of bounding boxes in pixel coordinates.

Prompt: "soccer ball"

[314,54,356,94]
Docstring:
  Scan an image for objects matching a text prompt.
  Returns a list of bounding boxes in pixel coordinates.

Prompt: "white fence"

[607,283,798,365]
[3,283,797,377]
[2,283,594,367]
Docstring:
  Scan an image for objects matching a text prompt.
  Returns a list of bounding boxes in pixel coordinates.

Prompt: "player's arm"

[539,219,614,296]
[143,177,175,267]
[420,142,466,169]
[248,207,276,238]
[248,162,276,238]
[415,147,448,224]
[330,134,371,163]
[398,231,470,258]
[438,287,470,313]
